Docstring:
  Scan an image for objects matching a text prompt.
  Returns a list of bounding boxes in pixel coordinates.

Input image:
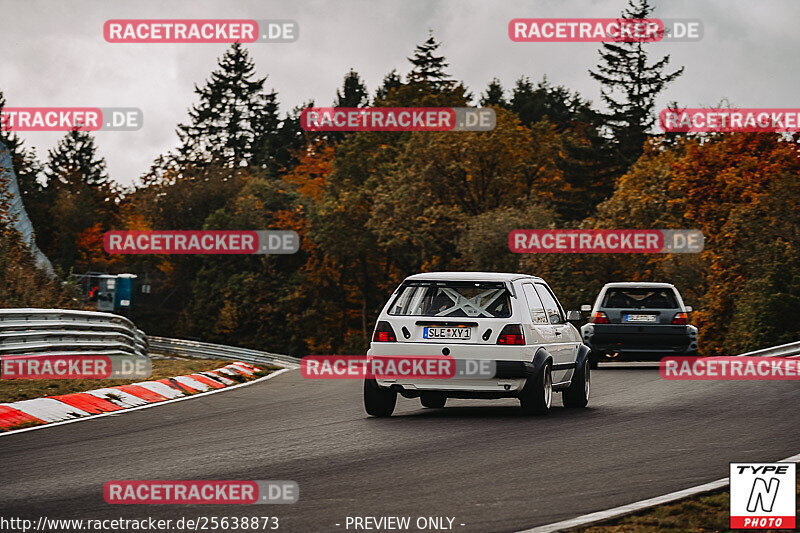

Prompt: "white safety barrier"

[147,336,300,368]
[737,340,800,358]
[0,308,148,359]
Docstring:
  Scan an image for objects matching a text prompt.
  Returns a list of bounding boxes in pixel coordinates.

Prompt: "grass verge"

[0,358,276,403]
[572,482,799,532]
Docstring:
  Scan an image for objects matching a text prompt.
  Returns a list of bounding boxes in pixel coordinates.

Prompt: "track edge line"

[516,452,800,533]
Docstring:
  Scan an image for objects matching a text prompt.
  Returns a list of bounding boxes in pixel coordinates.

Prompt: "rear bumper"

[372,360,534,394]
[494,360,538,378]
[368,343,547,394]
[580,323,698,356]
[379,377,527,396]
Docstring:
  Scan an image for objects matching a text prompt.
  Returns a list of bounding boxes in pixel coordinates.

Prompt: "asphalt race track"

[2,368,798,532]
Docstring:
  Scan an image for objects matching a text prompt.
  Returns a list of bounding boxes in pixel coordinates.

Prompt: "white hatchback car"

[364,272,591,416]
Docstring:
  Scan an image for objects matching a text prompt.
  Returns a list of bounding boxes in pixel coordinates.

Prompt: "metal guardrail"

[0,308,148,358]
[149,337,800,371]
[147,336,300,369]
[737,341,800,358]
[6,307,793,371]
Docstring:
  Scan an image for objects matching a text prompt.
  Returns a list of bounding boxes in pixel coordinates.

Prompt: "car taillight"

[672,312,689,325]
[497,324,525,345]
[372,321,397,342]
[592,312,609,324]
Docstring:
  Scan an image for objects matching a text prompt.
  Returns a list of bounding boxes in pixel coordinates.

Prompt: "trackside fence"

[737,341,800,358]
[0,308,148,359]
[147,336,300,369]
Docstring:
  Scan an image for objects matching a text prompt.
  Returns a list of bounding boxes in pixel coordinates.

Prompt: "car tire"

[519,363,552,415]
[420,392,447,408]
[563,359,590,408]
[364,379,397,417]
[588,350,599,369]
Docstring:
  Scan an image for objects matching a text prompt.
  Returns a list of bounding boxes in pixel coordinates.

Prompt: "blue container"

[114,274,137,308]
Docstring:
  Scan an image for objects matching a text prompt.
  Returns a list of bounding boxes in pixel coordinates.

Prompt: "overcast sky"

[3,0,799,186]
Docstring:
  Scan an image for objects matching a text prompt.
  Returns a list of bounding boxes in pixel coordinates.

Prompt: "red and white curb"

[0,362,267,433]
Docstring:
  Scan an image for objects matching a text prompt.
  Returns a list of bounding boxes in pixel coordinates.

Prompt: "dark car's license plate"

[624,314,657,323]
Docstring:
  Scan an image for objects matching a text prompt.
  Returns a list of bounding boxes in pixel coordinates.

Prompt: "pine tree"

[177,43,280,170]
[44,129,109,191]
[375,69,402,100]
[510,77,536,124]
[250,92,282,176]
[335,69,369,107]
[42,129,113,271]
[480,78,508,108]
[273,101,315,174]
[406,31,454,92]
[589,0,684,165]
[511,77,596,130]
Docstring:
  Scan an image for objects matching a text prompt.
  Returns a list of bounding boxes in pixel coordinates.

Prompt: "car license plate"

[423,327,471,339]
[625,314,657,322]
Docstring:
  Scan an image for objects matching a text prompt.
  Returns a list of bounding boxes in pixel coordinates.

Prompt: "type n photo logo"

[730,463,796,529]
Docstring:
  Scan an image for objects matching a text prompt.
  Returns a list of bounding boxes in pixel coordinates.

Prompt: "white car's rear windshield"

[388,281,512,318]
[601,287,678,309]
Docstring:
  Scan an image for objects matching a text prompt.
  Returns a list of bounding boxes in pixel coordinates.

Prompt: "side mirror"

[685,306,693,313]
[566,310,582,322]
[580,304,592,312]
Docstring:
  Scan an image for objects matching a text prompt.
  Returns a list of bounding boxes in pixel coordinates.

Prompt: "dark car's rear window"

[601,288,678,309]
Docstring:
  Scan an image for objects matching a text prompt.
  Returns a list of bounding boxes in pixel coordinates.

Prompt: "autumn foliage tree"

[577,133,800,354]
[668,134,800,353]
[41,129,119,273]
[369,109,567,272]
[12,36,798,359]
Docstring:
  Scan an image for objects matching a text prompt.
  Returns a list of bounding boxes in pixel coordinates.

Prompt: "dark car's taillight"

[372,321,397,342]
[497,324,525,345]
[592,311,609,324]
[672,312,689,325]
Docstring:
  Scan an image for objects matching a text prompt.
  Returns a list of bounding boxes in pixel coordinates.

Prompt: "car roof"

[404,271,544,283]
[601,282,676,289]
